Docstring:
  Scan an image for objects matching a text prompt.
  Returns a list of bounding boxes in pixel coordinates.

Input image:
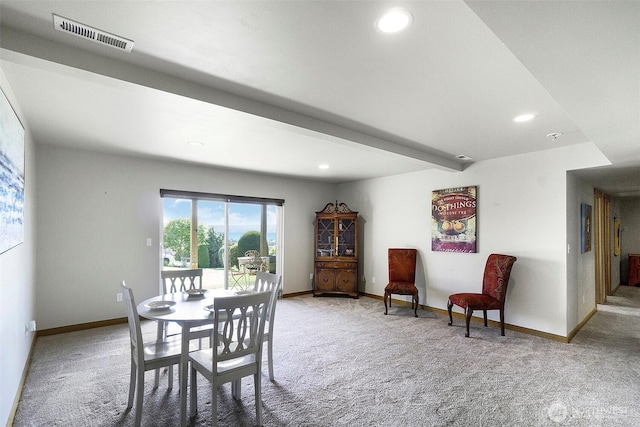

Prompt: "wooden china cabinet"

[313,201,359,298]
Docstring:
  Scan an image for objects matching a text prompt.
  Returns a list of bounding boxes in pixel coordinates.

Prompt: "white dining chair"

[121,281,182,427]
[252,271,282,381]
[189,290,272,426]
[157,269,212,386]
[159,269,211,341]
[161,268,203,293]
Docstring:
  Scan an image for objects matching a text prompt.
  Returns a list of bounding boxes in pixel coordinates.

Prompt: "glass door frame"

[160,189,284,290]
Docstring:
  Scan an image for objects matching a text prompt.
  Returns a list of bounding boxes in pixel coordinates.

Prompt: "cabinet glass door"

[316,218,335,257]
[337,218,356,257]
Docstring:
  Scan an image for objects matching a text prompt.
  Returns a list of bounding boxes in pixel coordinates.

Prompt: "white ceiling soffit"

[0,49,436,182]
[0,25,462,177]
[466,0,640,168]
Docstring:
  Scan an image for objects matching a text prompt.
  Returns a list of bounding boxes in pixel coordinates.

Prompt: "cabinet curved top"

[316,201,357,214]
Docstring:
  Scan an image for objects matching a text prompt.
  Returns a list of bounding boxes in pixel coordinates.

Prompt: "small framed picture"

[581,203,592,253]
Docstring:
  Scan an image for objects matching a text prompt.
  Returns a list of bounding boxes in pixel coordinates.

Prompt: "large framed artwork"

[432,186,477,253]
[581,203,592,253]
[0,88,25,254]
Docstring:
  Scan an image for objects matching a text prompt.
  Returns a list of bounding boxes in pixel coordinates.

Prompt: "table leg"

[154,321,164,387]
[180,324,189,427]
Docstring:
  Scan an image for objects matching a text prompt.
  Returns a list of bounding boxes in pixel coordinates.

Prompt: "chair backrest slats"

[253,271,282,323]
[161,268,203,293]
[213,291,271,364]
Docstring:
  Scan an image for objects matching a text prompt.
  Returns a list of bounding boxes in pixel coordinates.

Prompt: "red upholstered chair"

[384,248,418,317]
[447,254,517,337]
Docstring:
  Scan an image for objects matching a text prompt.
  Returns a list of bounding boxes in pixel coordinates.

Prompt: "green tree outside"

[163,218,208,262]
[206,227,224,268]
[238,230,261,256]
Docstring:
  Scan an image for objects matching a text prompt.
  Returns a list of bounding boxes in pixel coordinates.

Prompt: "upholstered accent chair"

[447,253,517,337]
[384,248,419,317]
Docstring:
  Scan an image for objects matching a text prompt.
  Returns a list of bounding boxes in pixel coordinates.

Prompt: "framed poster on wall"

[0,88,25,254]
[581,203,592,253]
[431,186,477,253]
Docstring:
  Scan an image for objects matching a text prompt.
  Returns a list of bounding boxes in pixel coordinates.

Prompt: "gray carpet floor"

[12,286,640,426]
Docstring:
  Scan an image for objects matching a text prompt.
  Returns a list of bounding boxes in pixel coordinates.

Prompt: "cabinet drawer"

[315,261,357,269]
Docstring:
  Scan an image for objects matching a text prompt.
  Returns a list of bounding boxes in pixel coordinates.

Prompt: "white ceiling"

[0,1,638,193]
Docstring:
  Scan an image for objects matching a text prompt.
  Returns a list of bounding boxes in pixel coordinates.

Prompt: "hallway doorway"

[594,189,612,304]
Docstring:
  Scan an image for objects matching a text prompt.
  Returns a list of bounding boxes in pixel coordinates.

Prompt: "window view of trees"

[161,193,281,289]
[162,218,224,268]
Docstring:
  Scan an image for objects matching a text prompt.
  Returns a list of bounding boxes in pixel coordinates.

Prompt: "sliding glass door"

[161,190,282,290]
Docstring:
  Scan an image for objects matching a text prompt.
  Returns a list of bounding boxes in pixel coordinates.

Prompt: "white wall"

[0,73,36,426]
[566,172,596,332]
[34,145,334,330]
[338,143,609,337]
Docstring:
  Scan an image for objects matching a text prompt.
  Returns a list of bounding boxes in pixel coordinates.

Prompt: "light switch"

[146,238,152,247]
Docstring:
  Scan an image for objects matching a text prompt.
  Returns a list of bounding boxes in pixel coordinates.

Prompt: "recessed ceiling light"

[188,141,204,146]
[375,8,413,33]
[513,113,537,123]
[318,164,330,170]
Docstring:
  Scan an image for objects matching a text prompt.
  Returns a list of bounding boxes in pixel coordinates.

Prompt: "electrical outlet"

[116,292,123,302]
[25,320,36,335]
[372,276,376,284]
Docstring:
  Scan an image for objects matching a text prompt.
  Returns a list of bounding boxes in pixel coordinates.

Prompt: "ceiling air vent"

[53,14,134,52]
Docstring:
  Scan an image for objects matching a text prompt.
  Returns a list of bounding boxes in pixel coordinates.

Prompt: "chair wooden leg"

[267,339,275,382]
[464,306,473,338]
[254,372,263,426]
[212,379,218,427]
[127,357,136,409]
[483,310,488,327]
[413,291,418,317]
[189,367,197,418]
[447,299,453,326]
[384,291,390,315]
[500,309,505,336]
[134,368,144,426]
[232,379,241,399]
